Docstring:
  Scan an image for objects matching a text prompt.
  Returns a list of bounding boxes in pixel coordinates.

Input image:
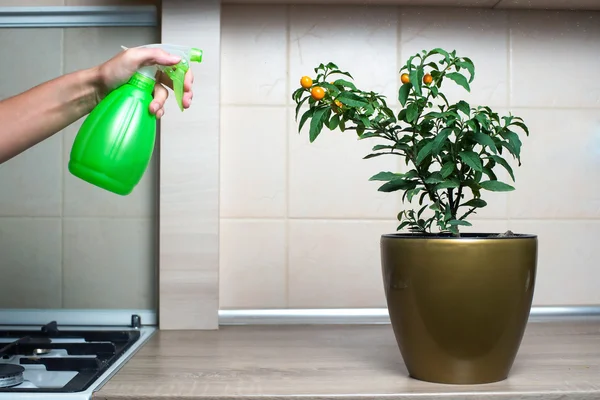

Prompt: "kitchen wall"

[0,5,159,309]
[1,2,599,316]
[219,4,600,309]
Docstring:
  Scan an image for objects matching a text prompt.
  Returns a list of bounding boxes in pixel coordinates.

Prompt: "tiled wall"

[0,25,159,309]
[219,5,600,309]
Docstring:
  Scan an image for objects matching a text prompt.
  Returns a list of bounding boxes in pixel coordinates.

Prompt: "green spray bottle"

[68,44,203,196]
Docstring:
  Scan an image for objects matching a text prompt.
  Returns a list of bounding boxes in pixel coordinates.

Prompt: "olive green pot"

[381,232,538,384]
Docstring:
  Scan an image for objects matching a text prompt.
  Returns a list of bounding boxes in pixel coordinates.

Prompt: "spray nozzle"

[121,44,203,111]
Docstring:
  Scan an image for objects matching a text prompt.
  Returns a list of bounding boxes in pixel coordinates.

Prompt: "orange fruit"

[300,76,313,89]
[400,73,410,84]
[334,100,343,108]
[311,86,325,100]
[423,73,433,85]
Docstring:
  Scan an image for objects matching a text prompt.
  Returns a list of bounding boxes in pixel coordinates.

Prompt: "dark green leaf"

[456,58,475,83]
[397,221,411,231]
[480,180,515,192]
[435,179,460,190]
[440,162,454,178]
[398,83,411,107]
[333,79,356,90]
[463,198,487,208]
[512,121,530,135]
[425,172,444,184]
[459,150,483,172]
[500,129,522,158]
[406,103,419,123]
[369,171,401,182]
[335,92,369,108]
[446,72,471,92]
[456,100,470,117]
[473,131,497,154]
[432,128,452,155]
[491,155,515,181]
[410,67,424,96]
[416,140,435,164]
[406,188,422,202]
[298,108,313,132]
[309,107,328,142]
[448,219,472,226]
[482,167,497,181]
[378,178,418,193]
[327,113,340,130]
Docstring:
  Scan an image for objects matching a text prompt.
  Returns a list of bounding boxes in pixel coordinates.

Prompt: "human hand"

[95,46,194,118]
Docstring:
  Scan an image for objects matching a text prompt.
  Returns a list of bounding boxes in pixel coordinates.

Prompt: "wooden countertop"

[93,319,600,400]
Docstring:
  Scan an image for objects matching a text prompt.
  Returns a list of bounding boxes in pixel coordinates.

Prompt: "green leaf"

[463,198,487,208]
[406,103,419,123]
[459,150,483,172]
[491,155,515,181]
[479,180,515,192]
[432,128,452,155]
[378,178,418,193]
[446,72,471,92]
[410,67,424,96]
[309,107,328,142]
[473,131,497,154]
[397,221,411,231]
[327,113,340,130]
[416,140,435,165]
[435,179,460,190]
[335,92,369,108]
[482,167,497,181]
[440,162,455,178]
[369,171,401,182]
[406,188,422,202]
[333,79,357,90]
[456,100,470,117]
[456,58,475,83]
[425,172,444,184]
[500,129,523,158]
[512,121,530,135]
[448,219,472,227]
[298,108,313,132]
[398,83,411,107]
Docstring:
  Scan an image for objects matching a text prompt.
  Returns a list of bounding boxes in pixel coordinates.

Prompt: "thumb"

[128,47,181,68]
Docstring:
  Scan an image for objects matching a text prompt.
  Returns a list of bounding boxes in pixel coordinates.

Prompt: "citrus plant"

[292,48,529,236]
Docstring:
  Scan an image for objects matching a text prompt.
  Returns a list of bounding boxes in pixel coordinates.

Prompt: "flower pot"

[381,232,537,384]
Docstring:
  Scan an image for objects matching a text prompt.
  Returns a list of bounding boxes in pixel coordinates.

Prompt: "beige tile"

[288,220,394,308]
[507,108,600,219]
[62,218,156,309]
[62,27,159,217]
[289,106,402,219]
[510,220,600,306]
[0,218,62,308]
[0,29,63,217]
[220,106,286,218]
[400,7,509,108]
[510,10,600,108]
[219,219,287,308]
[221,5,287,105]
[289,5,398,104]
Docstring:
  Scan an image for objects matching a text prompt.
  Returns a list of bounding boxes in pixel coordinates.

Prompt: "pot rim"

[381,232,537,240]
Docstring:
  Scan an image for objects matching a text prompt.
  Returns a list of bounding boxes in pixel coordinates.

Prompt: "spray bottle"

[68,44,203,196]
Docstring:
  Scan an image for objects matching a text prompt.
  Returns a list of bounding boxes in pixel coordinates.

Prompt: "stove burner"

[0,365,24,388]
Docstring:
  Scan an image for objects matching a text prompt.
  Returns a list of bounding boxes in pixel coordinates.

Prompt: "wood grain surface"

[93,320,600,399]
[158,0,220,330]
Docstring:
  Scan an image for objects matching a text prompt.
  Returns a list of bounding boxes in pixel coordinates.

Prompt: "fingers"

[156,70,194,109]
[150,84,169,119]
[127,47,181,69]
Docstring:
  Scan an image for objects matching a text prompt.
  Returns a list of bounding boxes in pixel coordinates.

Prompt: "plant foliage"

[292,49,529,236]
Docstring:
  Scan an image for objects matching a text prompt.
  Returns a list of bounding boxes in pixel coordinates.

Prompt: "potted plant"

[292,48,537,385]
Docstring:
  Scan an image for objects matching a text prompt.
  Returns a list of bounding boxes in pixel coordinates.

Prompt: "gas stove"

[0,315,154,399]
